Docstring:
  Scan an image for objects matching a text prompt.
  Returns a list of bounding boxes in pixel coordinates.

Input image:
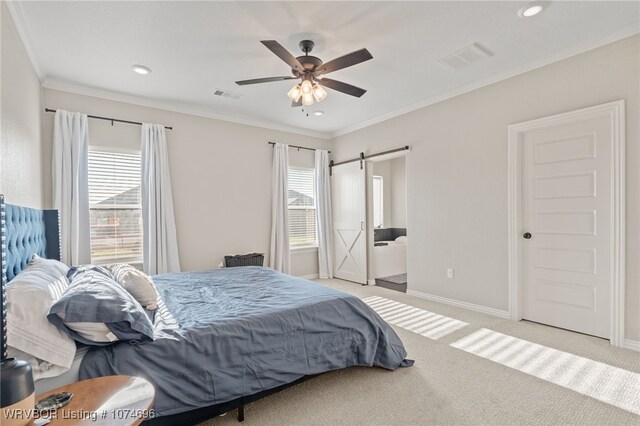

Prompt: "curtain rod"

[44,108,173,130]
[268,141,330,153]
[330,145,410,168]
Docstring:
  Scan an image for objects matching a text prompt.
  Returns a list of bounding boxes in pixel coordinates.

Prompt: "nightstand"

[32,375,155,425]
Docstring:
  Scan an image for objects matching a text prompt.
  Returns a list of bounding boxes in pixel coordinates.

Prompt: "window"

[288,167,317,247]
[88,149,143,265]
[373,176,384,228]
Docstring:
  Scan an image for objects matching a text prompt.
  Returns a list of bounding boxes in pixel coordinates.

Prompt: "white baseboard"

[298,274,319,280]
[368,279,376,286]
[623,339,640,352]
[405,290,638,347]
[406,289,511,319]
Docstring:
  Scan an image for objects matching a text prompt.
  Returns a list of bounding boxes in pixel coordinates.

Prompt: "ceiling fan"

[235,40,373,107]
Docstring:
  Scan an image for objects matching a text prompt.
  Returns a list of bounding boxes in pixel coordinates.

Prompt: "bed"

[0,196,413,424]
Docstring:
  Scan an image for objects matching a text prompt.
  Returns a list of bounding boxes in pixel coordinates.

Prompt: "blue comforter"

[79,267,412,417]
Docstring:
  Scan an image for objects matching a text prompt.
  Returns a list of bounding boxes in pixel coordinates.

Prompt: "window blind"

[288,167,317,246]
[88,149,143,265]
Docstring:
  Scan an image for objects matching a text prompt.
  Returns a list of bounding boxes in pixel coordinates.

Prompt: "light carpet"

[364,296,468,340]
[199,278,640,426]
[451,328,640,415]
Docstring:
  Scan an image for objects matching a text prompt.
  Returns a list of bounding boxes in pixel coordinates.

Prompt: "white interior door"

[332,161,367,284]
[520,113,614,339]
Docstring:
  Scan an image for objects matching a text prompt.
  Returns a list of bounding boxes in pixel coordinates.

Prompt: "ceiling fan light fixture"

[287,84,302,102]
[301,79,313,95]
[312,84,327,102]
[237,40,373,107]
[301,93,315,106]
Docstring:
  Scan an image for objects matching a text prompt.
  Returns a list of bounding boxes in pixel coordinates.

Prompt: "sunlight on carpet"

[451,328,640,415]
[364,296,468,340]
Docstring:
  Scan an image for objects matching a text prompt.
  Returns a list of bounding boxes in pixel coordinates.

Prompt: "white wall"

[0,3,43,208]
[41,88,329,275]
[332,35,640,342]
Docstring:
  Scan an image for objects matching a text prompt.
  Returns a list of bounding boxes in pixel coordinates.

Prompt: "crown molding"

[4,0,44,82]
[42,79,331,140]
[331,24,640,138]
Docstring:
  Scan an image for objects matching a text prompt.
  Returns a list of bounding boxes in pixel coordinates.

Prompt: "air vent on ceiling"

[438,43,493,71]
[214,89,242,100]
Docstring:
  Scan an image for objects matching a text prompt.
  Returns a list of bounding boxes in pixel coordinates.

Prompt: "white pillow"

[395,236,407,244]
[106,264,158,310]
[31,254,70,276]
[6,256,76,370]
[62,321,118,344]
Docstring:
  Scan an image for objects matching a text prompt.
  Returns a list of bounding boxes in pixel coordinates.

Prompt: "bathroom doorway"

[366,153,407,292]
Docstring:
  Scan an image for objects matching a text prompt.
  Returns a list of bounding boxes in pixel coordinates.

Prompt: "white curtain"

[315,150,334,279]
[52,110,91,265]
[141,123,181,275]
[270,143,290,273]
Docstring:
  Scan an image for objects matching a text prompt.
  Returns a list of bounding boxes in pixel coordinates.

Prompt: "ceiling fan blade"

[261,40,305,74]
[316,77,367,98]
[236,76,297,86]
[291,99,303,107]
[315,48,373,76]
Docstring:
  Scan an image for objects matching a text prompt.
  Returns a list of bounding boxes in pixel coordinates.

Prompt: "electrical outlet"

[447,268,454,279]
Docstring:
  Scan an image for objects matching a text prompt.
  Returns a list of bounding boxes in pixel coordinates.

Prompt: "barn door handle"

[522,232,532,239]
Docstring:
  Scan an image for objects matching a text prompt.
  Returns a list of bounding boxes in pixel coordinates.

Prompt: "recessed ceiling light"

[518,1,547,18]
[132,65,151,75]
[313,111,324,116]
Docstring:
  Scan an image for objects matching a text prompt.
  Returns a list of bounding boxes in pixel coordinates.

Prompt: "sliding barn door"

[331,161,367,284]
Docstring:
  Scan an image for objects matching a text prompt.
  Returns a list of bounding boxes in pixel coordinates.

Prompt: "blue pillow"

[48,269,154,346]
[67,264,113,281]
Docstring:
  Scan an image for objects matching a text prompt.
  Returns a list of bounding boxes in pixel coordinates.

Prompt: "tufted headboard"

[1,196,61,281]
[1,194,61,359]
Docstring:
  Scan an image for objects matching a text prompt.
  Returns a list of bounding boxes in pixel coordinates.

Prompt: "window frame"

[87,146,144,267]
[287,166,318,249]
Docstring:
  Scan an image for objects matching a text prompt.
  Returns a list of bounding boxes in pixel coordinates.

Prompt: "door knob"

[522,232,532,239]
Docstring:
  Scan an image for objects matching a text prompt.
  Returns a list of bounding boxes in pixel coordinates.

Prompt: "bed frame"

[146,375,315,425]
[0,195,315,424]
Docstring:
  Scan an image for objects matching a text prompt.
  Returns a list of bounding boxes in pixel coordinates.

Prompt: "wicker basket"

[224,253,264,268]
